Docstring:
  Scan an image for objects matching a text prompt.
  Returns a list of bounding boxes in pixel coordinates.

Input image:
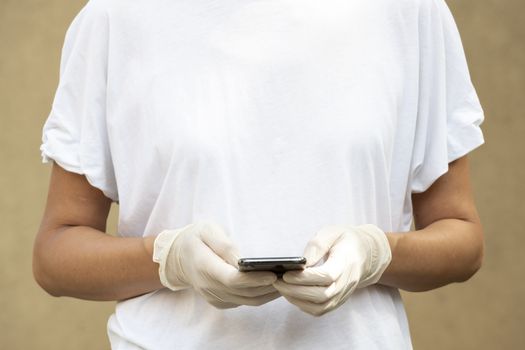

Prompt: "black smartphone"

[238,256,307,275]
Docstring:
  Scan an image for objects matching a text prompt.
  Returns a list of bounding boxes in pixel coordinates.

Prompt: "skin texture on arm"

[32,162,163,301]
[378,155,485,292]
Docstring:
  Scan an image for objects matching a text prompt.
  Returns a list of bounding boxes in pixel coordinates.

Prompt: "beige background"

[1,0,523,348]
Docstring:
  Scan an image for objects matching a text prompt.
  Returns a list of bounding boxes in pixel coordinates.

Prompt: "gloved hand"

[273,224,392,316]
[152,221,280,309]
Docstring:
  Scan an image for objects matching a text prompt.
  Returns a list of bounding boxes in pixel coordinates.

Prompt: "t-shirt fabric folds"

[40,0,485,349]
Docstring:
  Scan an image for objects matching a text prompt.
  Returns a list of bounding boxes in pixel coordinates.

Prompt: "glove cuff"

[152,226,193,291]
[355,224,392,288]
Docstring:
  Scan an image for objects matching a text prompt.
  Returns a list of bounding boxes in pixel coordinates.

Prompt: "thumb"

[197,221,240,267]
[303,225,346,267]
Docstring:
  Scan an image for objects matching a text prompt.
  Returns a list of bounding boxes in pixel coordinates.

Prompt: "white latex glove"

[152,221,280,309]
[273,224,392,316]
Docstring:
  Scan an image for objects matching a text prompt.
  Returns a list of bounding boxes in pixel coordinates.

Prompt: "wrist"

[152,229,191,291]
[143,235,156,259]
[355,224,392,288]
[384,231,400,255]
[376,232,402,286]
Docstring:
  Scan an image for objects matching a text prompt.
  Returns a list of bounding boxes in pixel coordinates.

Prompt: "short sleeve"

[409,0,485,194]
[40,0,118,202]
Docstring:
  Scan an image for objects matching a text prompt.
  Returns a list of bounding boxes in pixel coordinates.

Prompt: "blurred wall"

[1,0,523,348]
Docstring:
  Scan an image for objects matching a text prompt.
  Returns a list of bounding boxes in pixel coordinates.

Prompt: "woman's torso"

[102,0,428,348]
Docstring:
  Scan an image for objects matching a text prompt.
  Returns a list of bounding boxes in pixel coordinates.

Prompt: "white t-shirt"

[40,0,485,348]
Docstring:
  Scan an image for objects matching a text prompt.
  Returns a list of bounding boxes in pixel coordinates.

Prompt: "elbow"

[32,260,61,298]
[32,244,63,298]
[456,248,484,283]
[455,224,485,283]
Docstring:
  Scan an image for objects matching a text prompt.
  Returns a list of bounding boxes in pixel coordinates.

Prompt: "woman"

[34,0,486,348]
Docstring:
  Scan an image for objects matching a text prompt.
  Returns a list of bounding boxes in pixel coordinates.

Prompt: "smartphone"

[238,256,307,275]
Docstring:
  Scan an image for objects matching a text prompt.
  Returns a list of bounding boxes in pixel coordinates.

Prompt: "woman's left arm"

[378,155,484,292]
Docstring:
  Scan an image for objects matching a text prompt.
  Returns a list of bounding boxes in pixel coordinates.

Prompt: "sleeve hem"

[410,162,449,194]
[411,116,485,194]
[447,120,485,164]
[41,145,119,203]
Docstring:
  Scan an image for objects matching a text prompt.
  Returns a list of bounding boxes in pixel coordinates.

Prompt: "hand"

[152,221,280,309]
[273,224,392,316]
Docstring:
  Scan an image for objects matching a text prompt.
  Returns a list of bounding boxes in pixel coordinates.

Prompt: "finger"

[225,269,278,288]
[283,241,348,286]
[199,289,240,309]
[303,225,346,267]
[336,279,359,305]
[224,284,278,298]
[281,294,337,317]
[241,290,282,306]
[201,248,278,288]
[273,279,338,304]
[281,267,336,286]
[204,288,281,307]
[197,221,240,267]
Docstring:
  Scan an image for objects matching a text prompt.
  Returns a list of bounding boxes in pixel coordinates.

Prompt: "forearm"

[33,225,162,301]
[378,218,484,292]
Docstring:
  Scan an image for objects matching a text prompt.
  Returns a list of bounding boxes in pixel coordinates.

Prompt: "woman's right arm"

[32,162,163,301]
